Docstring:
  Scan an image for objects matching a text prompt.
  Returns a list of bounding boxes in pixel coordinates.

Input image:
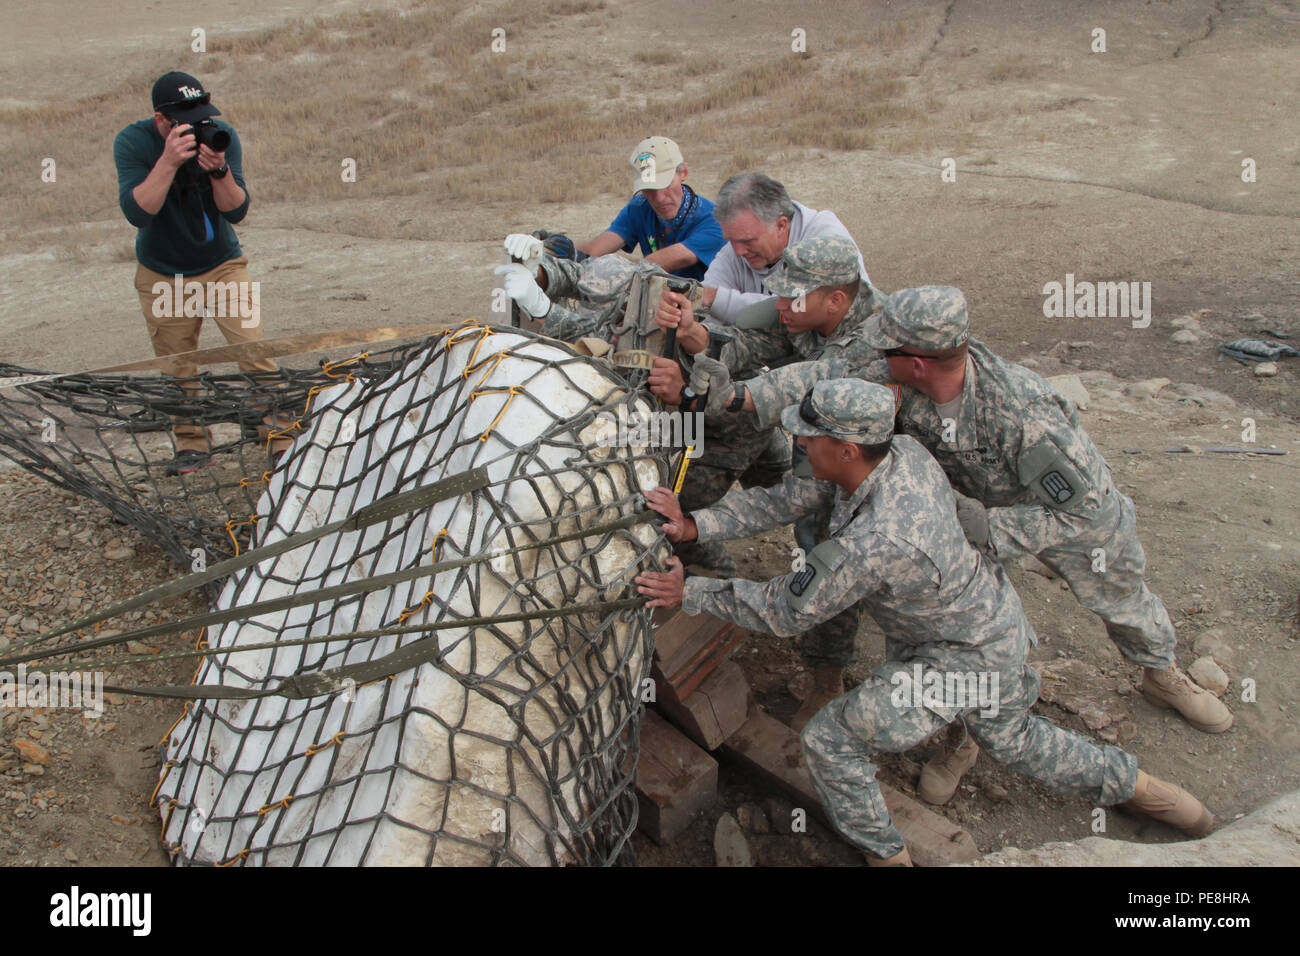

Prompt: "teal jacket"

[114,118,248,276]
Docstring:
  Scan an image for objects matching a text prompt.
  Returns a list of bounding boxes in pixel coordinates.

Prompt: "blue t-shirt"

[608,188,725,281]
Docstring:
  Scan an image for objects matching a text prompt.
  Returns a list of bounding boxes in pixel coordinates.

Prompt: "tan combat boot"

[791,664,844,732]
[866,847,914,867]
[1141,665,1233,733]
[1124,769,1214,837]
[919,729,980,805]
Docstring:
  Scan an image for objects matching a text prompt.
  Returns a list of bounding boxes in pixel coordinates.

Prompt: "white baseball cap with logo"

[629,136,684,192]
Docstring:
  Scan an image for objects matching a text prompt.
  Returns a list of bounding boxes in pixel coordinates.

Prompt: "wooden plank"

[662,621,746,700]
[721,710,980,866]
[651,609,722,670]
[635,709,718,845]
[654,659,753,750]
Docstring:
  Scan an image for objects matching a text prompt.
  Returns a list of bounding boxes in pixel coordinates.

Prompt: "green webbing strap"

[51,597,647,701]
[0,510,655,667]
[5,467,491,654]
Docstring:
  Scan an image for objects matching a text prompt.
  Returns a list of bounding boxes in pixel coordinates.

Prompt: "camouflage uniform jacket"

[536,253,641,343]
[711,280,879,382]
[682,434,1036,680]
[746,339,1117,560]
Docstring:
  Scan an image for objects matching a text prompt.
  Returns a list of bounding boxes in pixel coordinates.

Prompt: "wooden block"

[635,709,718,845]
[654,659,753,750]
[652,609,746,700]
[721,710,980,866]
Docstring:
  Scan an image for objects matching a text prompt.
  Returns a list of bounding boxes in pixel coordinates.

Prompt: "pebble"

[20,617,39,634]
[1188,657,1229,696]
[1253,362,1278,378]
[1124,378,1171,399]
[713,813,753,867]
[1171,330,1199,345]
[13,740,50,765]
[786,672,814,702]
[63,848,78,862]
[1193,631,1236,666]
[104,546,135,561]
[1170,316,1201,330]
[21,764,44,776]
[984,782,1009,801]
[1046,374,1090,411]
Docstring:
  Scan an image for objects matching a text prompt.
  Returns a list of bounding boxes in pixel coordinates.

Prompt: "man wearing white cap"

[576,136,725,281]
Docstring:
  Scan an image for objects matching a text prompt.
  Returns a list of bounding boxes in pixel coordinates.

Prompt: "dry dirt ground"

[0,0,1297,867]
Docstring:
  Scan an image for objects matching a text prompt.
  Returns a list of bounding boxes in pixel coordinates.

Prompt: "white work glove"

[689,354,734,415]
[493,263,551,319]
[955,495,990,549]
[503,233,544,265]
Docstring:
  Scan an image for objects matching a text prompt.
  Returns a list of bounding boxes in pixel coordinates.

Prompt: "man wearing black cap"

[114,71,281,475]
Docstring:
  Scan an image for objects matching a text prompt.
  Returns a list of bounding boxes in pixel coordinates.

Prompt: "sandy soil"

[0,0,1297,867]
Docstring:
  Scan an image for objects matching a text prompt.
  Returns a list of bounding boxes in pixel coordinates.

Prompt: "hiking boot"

[1141,665,1233,733]
[919,730,980,805]
[791,664,844,732]
[1124,769,1214,837]
[866,847,913,867]
[163,450,211,476]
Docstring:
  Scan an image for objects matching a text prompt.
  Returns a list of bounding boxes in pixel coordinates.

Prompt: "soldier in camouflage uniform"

[635,379,1215,865]
[693,285,1232,802]
[669,236,881,727]
[494,236,788,576]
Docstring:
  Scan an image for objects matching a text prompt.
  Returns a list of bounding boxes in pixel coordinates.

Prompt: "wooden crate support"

[721,710,981,866]
[651,607,746,701]
[654,658,753,751]
[634,709,718,845]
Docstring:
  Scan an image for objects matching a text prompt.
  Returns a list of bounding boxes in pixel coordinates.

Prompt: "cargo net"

[138,323,669,866]
[0,345,426,572]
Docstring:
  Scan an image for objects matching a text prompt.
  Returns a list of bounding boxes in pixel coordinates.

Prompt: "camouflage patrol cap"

[780,379,895,444]
[766,236,863,298]
[866,286,970,351]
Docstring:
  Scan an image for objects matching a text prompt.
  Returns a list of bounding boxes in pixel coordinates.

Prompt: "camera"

[185,118,230,153]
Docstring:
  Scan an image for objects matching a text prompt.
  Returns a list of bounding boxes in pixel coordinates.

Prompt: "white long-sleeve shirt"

[704,201,869,324]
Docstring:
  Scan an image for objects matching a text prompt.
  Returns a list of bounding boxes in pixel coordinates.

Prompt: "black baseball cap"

[151,72,220,122]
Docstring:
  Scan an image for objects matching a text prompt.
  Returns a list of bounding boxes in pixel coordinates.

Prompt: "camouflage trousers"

[677,418,790,575]
[801,659,1138,858]
[1036,490,1176,670]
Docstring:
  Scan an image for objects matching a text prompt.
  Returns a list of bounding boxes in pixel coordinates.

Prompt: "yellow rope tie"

[238,471,274,489]
[257,794,295,816]
[305,732,346,757]
[398,529,451,625]
[454,327,498,379]
[463,347,513,390]
[470,386,523,442]
[322,352,369,379]
[149,765,179,806]
[215,849,250,867]
[225,515,261,556]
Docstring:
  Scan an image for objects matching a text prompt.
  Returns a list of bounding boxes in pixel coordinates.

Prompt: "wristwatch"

[209,164,230,180]
[727,383,747,413]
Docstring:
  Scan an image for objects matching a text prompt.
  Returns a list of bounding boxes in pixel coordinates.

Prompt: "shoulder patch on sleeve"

[1018,438,1095,515]
[788,539,849,612]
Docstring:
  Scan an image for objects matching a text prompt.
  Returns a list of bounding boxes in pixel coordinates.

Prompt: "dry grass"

[0,0,934,241]
[988,57,1045,83]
